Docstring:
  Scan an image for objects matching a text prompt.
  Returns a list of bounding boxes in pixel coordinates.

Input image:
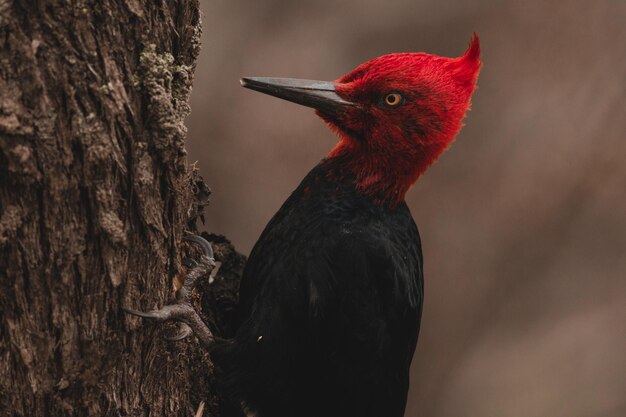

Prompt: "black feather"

[211,158,423,417]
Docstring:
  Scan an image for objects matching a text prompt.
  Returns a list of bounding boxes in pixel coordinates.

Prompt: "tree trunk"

[0,1,241,416]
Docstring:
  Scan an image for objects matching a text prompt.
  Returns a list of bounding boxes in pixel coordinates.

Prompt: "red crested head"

[241,34,481,206]
[324,34,482,205]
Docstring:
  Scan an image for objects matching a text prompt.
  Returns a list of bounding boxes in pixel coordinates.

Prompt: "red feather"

[323,34,482,206]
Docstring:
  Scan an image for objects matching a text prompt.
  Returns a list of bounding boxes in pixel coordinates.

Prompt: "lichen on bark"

[138,43,193,169]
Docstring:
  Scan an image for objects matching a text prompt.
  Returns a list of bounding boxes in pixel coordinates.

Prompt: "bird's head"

[242,34,481,206]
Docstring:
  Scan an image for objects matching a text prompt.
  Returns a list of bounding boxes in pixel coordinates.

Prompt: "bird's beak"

[240,77,355,114]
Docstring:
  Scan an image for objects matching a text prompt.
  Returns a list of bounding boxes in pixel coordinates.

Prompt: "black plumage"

[212,158,423,417]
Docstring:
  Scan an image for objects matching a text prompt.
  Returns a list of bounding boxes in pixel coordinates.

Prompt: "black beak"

[240,77,355,114]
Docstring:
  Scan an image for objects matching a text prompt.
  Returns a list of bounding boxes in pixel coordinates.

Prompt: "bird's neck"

[326,138,445,207]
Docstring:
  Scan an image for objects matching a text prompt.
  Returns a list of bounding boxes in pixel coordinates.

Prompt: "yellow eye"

[384,93,403,107]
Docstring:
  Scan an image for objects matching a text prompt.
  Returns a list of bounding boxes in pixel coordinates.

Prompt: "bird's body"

[210,35,481,417]
[212,157,422,417]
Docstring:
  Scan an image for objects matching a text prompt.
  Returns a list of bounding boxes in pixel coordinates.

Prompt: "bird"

[125,34,481,417]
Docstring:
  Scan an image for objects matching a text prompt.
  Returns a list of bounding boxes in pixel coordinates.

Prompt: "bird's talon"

[123,234,217,350]
[183,234,214,259]
[122,307,160,320]
[165,323,193,341]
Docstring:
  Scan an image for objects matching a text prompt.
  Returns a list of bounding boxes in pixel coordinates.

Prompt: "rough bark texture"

[0,1,242,416]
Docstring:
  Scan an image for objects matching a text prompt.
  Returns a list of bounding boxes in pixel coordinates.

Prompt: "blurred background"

[186,0,626,415]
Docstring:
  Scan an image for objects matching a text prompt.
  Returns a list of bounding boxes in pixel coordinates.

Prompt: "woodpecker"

[125,35,481,417]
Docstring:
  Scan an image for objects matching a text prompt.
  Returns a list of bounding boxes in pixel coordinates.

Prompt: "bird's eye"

[383,93,404,108]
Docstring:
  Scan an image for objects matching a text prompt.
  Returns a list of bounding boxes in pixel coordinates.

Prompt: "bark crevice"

[0,1,239,416]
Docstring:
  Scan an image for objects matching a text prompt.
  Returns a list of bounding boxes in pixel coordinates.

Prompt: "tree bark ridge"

[0,1,239,416]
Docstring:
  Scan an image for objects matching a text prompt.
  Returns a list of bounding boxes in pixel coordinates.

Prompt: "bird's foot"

[123,234,217,350]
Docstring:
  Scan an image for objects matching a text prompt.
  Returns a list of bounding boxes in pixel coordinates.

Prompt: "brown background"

[186,0,625,415]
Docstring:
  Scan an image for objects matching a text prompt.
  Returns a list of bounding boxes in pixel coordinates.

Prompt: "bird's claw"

[122,307,166,320]
[164,323,193,341]
[123,234,217,350]
[183,234,214,258]
[122,304,195,321]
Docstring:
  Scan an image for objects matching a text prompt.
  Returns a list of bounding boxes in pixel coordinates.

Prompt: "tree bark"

[0,1,241,416]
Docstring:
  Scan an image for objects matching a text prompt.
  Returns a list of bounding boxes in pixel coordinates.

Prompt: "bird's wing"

[312,231,423,417]
[232,222,423,416]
